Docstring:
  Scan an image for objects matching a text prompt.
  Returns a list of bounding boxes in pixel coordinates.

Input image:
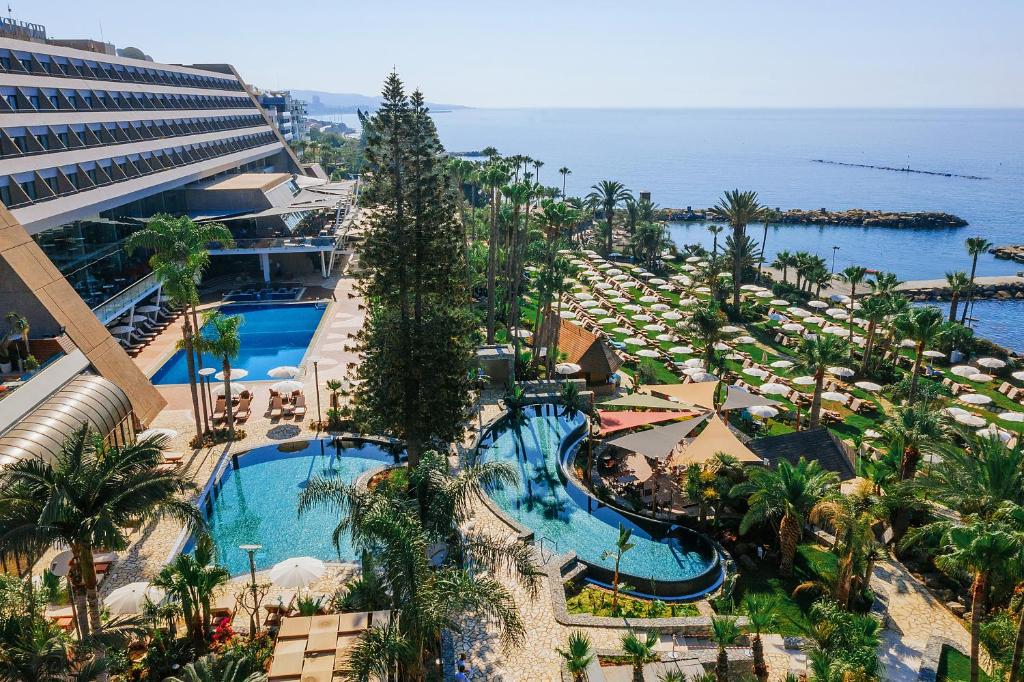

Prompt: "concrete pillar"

[320,251,327,278]
[260,252,271,282]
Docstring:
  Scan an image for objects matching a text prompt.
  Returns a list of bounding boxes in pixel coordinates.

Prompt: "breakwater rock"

[992,245,1024,264]
[657,207,967,229]
[902,281,1024,303]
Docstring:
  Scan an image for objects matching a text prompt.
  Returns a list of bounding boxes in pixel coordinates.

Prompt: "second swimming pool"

[151,302,326,384]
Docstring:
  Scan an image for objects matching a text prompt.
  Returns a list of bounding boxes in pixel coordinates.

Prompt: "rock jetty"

[656,207,967,229]
[991,245,1024,264]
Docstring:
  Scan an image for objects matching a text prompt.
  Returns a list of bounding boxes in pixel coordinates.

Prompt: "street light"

[198,367,216,433]
[239,544,262,634]
[831,245,840,274]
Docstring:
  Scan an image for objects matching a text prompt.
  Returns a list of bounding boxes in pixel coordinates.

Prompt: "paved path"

[763,267,1024,298]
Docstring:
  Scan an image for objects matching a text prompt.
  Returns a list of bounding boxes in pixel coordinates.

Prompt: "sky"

[23,1,1024,108]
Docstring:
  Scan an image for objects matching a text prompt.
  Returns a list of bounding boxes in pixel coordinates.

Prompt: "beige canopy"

[667,415,762,468]
[624,453,654,482]
[647,381,719,410]
[601,393,688,410]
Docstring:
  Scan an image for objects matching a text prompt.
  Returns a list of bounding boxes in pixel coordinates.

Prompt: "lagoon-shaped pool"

[480,405,723,598]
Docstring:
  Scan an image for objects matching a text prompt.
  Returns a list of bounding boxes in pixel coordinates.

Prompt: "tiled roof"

[558,319,623,375]
[747,427,856,480]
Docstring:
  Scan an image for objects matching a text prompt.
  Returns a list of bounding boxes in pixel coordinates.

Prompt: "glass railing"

[92,272,161,324]
[206,235,340,251]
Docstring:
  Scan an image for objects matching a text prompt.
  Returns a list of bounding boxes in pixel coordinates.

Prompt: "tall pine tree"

[354,74,474,466]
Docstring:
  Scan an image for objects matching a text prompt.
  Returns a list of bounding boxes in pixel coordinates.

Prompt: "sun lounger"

[269,394,284,419]
[292,395,307,418]
[278,616,312,639]
[998,382,1012,395]
[273,639,306,656]
[306,631,338,653]
[212,396,226,423]
[234,396,251,421]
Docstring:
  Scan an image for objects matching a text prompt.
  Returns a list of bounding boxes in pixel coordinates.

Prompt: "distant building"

[254,89,309,143]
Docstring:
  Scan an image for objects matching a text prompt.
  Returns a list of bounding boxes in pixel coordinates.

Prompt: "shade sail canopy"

[668,415,762,468]
[597,410,692,436]
[624,453,654,482]
[648,381,720,410]
[721,386,782,412]
[601,393,687,410]
[605,413,711,461]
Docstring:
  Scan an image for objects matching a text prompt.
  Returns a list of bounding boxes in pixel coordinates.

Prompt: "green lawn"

[937,645,993,682]
[730,543,838,636]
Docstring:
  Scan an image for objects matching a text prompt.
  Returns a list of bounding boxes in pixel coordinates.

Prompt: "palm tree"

[879,403,951,483]
[532,159,544,184]
[771,250,794,284]
[961,236,993,324]
[0,426,201,641]
[481,162,509,343]
[757,209,778,281]
[630,222,671,271]
[916,431,1024,519]
[744,594,778,682]
[731,457,839,576]
[344,619,411,682]
[945,270,971,323]
[559,166,571,198]
[793,335,848,428]
[711,189,764,309]
[710,616,742,682]
[558,630,594,682]
[621,630,658,682]
[707,224,724,257]
[905,515,1020,682]
[586,180,633,254]
[4,311,29,358]
[687,301,726,371]
[153,534,229,650]
[600,524,635,611]
[805,494,874,609]
[836,265,868,358]
[858,294,890,374]
[154,260,206,435]
[196,311,244,437]
[892,305,946,403]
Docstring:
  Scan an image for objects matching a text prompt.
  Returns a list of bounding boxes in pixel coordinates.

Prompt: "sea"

[320,109,1024,351]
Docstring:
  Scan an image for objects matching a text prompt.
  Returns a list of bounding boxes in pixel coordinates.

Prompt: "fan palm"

[793,335,848,428]
[559,166,572,198]
[152,534,229,650]
[0,425,201,641]
[707,225,724,257]
[620,630,658,682]
[757,209,779,281]
[945,270,971,323]
[630,222,671,271]
[155,259,206,435]
[892,305,946,403]
[731,458,839,576]
[836,266,868,357]
[166,653,267,682]
[880,403,951,482]
[601,524,635,611]
[4,311,29,357]
[744,594,778,682]
[196,311,244,437]
[857,294,890,374]
[771,250,794,284]
[687,301,726,371]
[481,162,510,343]
[586,180,633,254]
[961,236,993,323]
[558,630,594,682]
[711,189,764,309]
[711,616,742,682]
[344,620,412,682]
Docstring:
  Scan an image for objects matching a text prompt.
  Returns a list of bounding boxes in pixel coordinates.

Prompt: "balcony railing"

[92,272,161,324]
[206,235,340,254]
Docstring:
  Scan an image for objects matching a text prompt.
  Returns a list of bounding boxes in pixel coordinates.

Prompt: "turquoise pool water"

[151,303,326,385]
[201,439,397,575]
[481,407,721,593]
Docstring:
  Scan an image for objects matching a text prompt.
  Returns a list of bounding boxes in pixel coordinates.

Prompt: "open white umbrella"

[787,308,811,318]
[756,291,775,299]
[643,324,663,332]
[613,327,632,334]
[624,304,642,312]
[599,318,618,325]
[215,368,248,381]
[793,376,816,386]
[682,358,705,368]
[212,383,247,397]
[559,310,577,319]
[821,391,849,404]
[770,360,794,369]
[825,307,846,317]
[649,278,668,286]
[591,308,609,315]
[748,405,779,418]
[977,357,1007,369]
[580,300,599,308]
[804,316,825,325]
[137,428,178,441]
[967,373,994,383]
[104,582,165,615]
[830,294,852,304]
[781,323,805,333]
[109,325,134,335]
[639,295,659,303]
[807,300,829,309]
[864,429,882,439]
[997,412,1024,423]
[900,339,917,348]
[828,366,855,378]
[951,365,978,377]
[682,366,707,377]
[663,312,683,321]
[721,325,742,334]
[686,256,702,263]
[575,292,594,301]
[513,328,533,338]
[954,413,987,427]
[611,297,630,304]
[691,372,719,383]
[759,383,791,395]
[135,305,162,314]
[268,556,326,589]
[271,380,303,394]
[942,406,969,418]
[555,362,582,375]
[770,299,791,306]
[669,346,694,355]
[651,303,671,312]
[735,336,756,344]
[625,337,647,346]
[656,334,674,342]
[741,284,762,291]
[923,350,946,359]
[268,366,301,379]
[854,381,882,392]
[977,427,1012,442]
[713,342,732,351]
[632,314,654,322]
[636,349,661,358]
[961,393,993,406]
[743,367,769,379]
[1013,371,1024,382]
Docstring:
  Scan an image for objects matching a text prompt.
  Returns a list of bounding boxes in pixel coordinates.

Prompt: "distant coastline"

[658,207,967,229]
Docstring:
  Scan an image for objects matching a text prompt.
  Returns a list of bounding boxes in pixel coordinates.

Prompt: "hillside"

[292,89,466,114]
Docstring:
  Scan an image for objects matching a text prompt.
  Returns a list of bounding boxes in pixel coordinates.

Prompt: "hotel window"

[36,133,49,150]
[58,131,70,148]
[21,179,36,200]
[44,176,58,194]
[0,54,9,70]
[4,94,15,109]
[10,135,25,152]
[0,185,10,206]
[29,94,40,109]
[48,95,59,109]
[65,171,78,189]
[87,168,98,184]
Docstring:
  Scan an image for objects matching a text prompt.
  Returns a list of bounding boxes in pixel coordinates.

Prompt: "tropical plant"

[344,619,411,682]
[711,189,764,309]
[165,653,268,682]
[630,222,671,271]
[757,209,779,281]
[4,311,29,358]
[0,425,200,657]
[799,599,882,682]
[945,270,971,323]
[620,629,658,682]
[196,311,243,437]
[793,335,848,428]
[961,236,993,324]
[744,593,778,682]
[892,305,947,403]
[857,294,891,374]
[771,250,795,284]
[687,301,726,371]
[586,180,633,254]
[731,458,839,576]
[880,403,951,483]
[557,630,594,682]
[916,432,1024,519]
[480,161,509,343]
[708,225,724,257]
[836,266,868,357]
[710,616,742,682]
[559,167,572,198]
[153,534,229,650]
[601,524,636,611]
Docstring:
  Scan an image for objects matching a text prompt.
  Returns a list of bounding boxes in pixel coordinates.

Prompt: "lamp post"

[198,367,216,434]
[831,246,840,274]
[239,544,262,634]
[307,357,323,432]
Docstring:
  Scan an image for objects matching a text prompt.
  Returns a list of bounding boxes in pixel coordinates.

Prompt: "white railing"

[92,272,161,324]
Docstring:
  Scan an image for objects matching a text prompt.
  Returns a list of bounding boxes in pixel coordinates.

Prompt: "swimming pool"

[199,439,399,575]
[151,303,326,385]
[481,406,723,598]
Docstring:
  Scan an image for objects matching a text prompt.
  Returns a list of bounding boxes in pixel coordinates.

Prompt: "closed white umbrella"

[759,383,791,395]
[770,360,794,369]
[271,380,303,394]
[854,381,882,392]
[961,393,993,405]
[977,357,1006,369]
[793,376,816,386]
[137,428,178,441]
[268,557,326,589]
[821,391,848,404]
[105,582,165,615]
[215,368,248,381]
[828,366,855,378]
[212,383,246,396]
[743,367,769,378]
[268,366,301,379]
[748,405,779,418]
[636,349,660,358]
[951,365,977,377]
[555,362,582,375]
